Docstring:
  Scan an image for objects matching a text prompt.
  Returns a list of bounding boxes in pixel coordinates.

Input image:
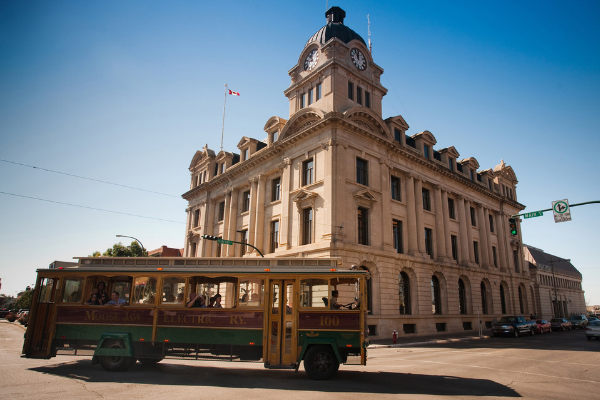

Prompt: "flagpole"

[221,84,228,152]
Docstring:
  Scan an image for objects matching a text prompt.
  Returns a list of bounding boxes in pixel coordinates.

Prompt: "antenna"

[367,14,372,54]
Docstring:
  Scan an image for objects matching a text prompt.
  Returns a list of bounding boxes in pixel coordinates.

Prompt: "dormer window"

[273,131,278,142]
[448,159,454,171]
[394,129,402,143]
[423,145,429,159]
[221,163,226,174]
[243,148,249,161]
[470,169,474,180]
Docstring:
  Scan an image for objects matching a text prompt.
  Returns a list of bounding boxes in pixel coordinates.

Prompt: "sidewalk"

[368,329,492,348]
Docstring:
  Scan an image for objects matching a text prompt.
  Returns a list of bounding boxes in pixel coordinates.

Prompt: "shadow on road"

[30,360,520,397]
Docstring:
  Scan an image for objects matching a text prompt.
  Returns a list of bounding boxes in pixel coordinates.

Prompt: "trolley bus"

[22,257,368,379]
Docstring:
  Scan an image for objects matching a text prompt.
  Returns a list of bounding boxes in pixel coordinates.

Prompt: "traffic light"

[201,235,218,241]
[508,218,518,236]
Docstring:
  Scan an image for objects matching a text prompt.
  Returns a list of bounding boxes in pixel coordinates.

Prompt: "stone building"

[524,244,586,319]
[182,7,532,338]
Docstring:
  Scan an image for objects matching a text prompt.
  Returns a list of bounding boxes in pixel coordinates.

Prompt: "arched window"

[500,285,507,314]
[431,276,441,315]
[399,272,411,315]
[458,279,467,315]
[481,282,488,315]
[518,286,524,314]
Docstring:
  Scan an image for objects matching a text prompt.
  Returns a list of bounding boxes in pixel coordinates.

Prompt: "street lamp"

[116,235,146,255]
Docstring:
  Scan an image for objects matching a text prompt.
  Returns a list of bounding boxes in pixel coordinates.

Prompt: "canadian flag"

[228,89,240,96]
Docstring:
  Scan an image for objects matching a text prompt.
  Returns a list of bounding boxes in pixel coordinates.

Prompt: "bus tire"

[303,345,339,380]
[99,341,134,372]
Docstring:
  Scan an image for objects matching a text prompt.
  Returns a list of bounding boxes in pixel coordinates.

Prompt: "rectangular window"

[470,169,474,180]
[302,158,314,186]
[221,163,226,174]
[365,91,370,108]
[194,209,200,227]
[489,214,494,233]
[348,81,354,100]
[394,129,401,143]
[391,176,401,201]
[243,148,249,161]
[448,198,455,219]
[316,83,322,100]
[308,88,313,105]
[492,246,497,267]
[513,250,520,273]
[302,208,313,245]
[271,177,281,201]
[470,207,476,227]
[240,230,248,256]
[424,228,434,259]
[218,201,225,222]
[474,241,480,264]
[357,87,362,105]
[356,157,368,186]
[273,131,278,142]
[422,188,431,211]
[300,93,305,108]
[451,235,458,261]
[448,158,453,171]
[358,207,369,245]
[270,220,279,253]
[393,219,403,253]
[242,190,250,212]
[423,145,429,159]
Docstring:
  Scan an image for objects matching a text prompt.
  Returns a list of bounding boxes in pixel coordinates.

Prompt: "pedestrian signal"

[508,218,518,236]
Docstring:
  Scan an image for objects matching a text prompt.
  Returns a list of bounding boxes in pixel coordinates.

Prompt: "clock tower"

[285,6,387,118]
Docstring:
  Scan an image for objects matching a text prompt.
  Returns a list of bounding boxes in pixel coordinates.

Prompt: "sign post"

[552,199,571,223]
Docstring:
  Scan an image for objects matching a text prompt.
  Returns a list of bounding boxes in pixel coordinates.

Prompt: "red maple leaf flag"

[228,89,240,96]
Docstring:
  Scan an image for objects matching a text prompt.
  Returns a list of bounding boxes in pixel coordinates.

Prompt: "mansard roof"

[524,245,581,279]
[305,7,367,49]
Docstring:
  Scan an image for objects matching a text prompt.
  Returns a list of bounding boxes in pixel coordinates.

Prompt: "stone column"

[441,189,453,261]
[497,213,508,272]
[203,200,216,257]
[254,175,266,254]
[227,188,238,257]
[464,199,475,264]
[248,178,258,252]
[414,178,426,255]
[406,174,418,255]
[433,184,447,260]
[456,195,470,265]
[478,204,490,268]
[279,158,291,249]
[380,162,393,251]
[222,191,231,242]
[184,206,192,256]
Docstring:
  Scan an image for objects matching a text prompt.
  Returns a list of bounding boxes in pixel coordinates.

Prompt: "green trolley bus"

[22,257,368,379]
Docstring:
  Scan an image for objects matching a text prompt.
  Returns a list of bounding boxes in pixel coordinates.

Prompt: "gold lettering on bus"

[84,310,120,322]
[229,315,246,325]
[161,313,216,325]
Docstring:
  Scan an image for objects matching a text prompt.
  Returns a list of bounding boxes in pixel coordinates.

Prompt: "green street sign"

[217,239,233,245]
[523,211,543,219]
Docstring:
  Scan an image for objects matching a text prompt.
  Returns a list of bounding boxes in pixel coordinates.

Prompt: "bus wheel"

[99,341,134,372]
[304,345,339,380]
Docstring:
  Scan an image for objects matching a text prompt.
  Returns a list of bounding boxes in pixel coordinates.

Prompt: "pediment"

[279,108,325,142]
[353,188,377,208]
[413,130,437,145]
[344,107,389,140]
[438,146,460,159]
[189,144,216,170]
[263,116,287,133]
[292,189,318,203]
[493,160,518,183]
[385,115,410,131]
[459,157,480,170]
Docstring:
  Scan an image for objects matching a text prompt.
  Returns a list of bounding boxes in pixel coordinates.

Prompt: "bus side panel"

[156,327,263,345]
[55,324,153,342]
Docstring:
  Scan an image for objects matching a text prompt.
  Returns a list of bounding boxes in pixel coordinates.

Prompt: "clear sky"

[1,1,599,305]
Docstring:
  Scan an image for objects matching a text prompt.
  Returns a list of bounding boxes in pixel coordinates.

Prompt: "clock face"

[304,49,319,71]
[350,48,367,71]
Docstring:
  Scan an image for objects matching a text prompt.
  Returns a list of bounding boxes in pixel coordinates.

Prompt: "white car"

[585,321,600,340]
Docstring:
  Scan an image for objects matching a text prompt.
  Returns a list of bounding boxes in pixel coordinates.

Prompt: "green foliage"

[95,241,148,257]
[16,290,33,309]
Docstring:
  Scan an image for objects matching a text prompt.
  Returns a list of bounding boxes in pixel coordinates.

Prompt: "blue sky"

[1,0,599,305]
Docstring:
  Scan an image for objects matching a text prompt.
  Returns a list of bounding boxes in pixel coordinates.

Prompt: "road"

[1,320,599,399]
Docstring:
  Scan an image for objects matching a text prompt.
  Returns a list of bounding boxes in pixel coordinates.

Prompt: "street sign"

[552,199,571,223]
[523,211,543,219]
[217,238,233,245]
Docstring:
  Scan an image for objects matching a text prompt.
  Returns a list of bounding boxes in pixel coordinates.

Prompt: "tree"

[16,290,33,309]
[92,241,147,257]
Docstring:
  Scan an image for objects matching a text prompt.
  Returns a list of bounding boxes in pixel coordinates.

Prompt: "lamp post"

[116,235,146,255]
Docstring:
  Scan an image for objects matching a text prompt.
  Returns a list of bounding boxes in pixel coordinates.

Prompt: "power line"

[0,191,185,224]
[0,159,181,199]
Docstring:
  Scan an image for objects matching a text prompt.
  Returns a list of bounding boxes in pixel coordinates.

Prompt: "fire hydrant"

[392,329,398,344]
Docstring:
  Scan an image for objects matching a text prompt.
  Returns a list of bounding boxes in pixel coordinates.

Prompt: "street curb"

[368,335,490,349]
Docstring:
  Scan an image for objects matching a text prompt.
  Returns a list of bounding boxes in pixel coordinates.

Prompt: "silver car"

[569,315,588,329]
[585,321,600,340]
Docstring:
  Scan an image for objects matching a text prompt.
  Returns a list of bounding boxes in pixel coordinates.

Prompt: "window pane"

[161,277,186,304]
[132,277,157,304]
[238,278,264,307]
[329,278,359,310]
[300,278,328,308]
[62,277,85,303]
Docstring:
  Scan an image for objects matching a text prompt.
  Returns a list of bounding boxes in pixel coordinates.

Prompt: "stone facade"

[182,7,532,339]
[524,245,586,319]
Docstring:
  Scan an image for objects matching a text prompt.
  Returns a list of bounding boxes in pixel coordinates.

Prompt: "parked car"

[0,308,9,318]
[551,318,573,331]
[17,311,28,327]
[587,316,600,323]
[533,319,552,334]
[492,316,536,337]
[585,321,600,340]
[569,315,589,329]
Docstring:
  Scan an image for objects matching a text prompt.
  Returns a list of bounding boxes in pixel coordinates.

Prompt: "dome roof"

[305,7,367,48]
